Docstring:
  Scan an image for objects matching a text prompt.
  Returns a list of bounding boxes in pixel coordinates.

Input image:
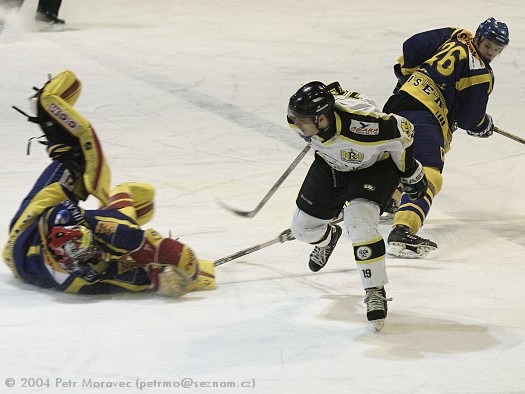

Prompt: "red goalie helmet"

[47,225,95,269]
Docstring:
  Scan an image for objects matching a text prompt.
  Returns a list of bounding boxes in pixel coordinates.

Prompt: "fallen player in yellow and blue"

[3,69,215,296]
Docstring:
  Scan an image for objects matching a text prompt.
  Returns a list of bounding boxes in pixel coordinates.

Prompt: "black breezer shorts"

[296,154,402,220]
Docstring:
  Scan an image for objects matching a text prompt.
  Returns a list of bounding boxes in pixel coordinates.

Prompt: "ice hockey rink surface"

[1,0,524,393]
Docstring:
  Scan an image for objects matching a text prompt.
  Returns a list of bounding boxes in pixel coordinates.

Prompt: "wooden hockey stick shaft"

[217,144,311,218]
[213,217,343,267]
[494,126,525,145]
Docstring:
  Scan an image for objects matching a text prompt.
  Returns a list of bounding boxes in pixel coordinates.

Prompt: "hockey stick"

[213,217,343,267]
[217,144,311,218]
[494,126,525,145]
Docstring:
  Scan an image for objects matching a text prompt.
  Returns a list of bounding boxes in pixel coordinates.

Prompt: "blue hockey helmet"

[475,17,509,46]
[288,81,335,121]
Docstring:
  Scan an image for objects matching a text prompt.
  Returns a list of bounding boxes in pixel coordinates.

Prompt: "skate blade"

[36,22,65,32]
[371,318,385,332]
[387,243,436,259]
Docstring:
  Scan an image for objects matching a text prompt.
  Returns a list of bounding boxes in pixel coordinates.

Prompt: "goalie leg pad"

[194,260,217,291]
[105,182,155,225]
[105,184,136,221]
[157,237,199,284]
[123,182,155,225]
[39,70,111,204]
[130,229,200,296]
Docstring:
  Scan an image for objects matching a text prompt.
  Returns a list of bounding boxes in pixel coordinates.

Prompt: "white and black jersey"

[308,91,416,175]
[289,88,417,218]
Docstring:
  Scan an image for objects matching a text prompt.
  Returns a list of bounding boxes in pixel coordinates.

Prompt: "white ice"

[1,1,525,393]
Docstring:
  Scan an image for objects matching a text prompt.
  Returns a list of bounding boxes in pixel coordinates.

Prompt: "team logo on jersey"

[95,221,118,235]
[400,118,414,138]
[458,32,486,70]
[340,149,364,163]
[356,246,372,260]
[362,183,376,191]
[349,120,379,135]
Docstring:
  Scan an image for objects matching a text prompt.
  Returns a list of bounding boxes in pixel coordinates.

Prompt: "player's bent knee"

[130,229,200,296]
[290,208,331,244]
[344,199,381,242]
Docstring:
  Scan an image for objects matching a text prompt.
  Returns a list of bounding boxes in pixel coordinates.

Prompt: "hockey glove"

[47,142,85,178]
[400,160,428,201]
[149,265,194,298]
[466,114,494,138]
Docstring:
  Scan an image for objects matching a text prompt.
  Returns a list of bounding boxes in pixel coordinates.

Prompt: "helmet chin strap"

[314,119,322,132]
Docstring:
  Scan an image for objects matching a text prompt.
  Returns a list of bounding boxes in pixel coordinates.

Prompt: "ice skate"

[308,224,342,272]
[387,225,437,258]
[35,11,65,32]
[364,286,391,332]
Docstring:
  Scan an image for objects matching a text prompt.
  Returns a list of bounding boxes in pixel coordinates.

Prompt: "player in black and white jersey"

[287,81,428,331]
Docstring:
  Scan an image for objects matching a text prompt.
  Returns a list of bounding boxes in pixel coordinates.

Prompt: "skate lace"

[364,288,392,311]
[310,244,332,266]
[407,232,431,242]
[394,226,434,244]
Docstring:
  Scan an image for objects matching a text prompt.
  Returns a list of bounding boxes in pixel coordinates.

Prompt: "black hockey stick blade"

[216,199,260,218]
[217,144,311,218]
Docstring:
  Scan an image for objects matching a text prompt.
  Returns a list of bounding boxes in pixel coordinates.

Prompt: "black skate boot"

[364,286,392,332]
[35,11,65,32]
[387,225,437,258]
[308,224,342,272]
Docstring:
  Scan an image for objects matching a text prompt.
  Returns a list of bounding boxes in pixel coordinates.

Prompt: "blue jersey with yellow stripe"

[3,161,150,294]
[395,27,493,150]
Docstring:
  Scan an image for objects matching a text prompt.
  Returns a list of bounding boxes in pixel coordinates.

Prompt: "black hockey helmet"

[288,81,335,122]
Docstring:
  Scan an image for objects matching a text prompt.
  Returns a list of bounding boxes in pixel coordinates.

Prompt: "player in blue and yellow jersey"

[382,17,510,258]
[3,70,216,296]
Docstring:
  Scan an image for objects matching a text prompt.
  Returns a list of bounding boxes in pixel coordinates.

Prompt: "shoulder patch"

[400,118,414,138]
[349,119,379,135]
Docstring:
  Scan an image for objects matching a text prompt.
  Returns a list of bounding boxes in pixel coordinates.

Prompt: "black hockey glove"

[466,114,494,138]
[36,112,85,178]
[47,142,85,178]
[400,160,428,201]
